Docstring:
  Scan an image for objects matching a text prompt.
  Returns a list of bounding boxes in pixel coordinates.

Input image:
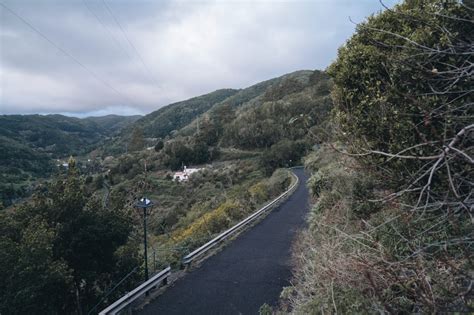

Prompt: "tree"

[211,104,235,139]
[260,140,308,175]
[129,127,145,152]
[0,218,73,314]
[326,1,473,311]
[0,159,139,314]
[195,115,219,145]
[192,142,210,164]
[154,140,164,152]
[164,141,194,170]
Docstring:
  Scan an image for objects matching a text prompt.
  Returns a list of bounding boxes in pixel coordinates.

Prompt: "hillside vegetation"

[0,161,141,314]
[105,70,331,158]
[0,114,140,207]
[0,67,332,314]
[281,1,473,313]
[126,70,332,174]
[104,89,239,154]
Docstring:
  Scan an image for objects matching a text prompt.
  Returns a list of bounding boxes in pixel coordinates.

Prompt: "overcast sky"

[0,0,398,117]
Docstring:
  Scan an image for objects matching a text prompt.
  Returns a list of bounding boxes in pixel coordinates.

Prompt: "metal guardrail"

[99,169,301,314]
[182,171,300,266]
[99,266,171,315]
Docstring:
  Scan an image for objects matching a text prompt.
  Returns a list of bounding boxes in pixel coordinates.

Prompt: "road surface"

[138,168,310,315]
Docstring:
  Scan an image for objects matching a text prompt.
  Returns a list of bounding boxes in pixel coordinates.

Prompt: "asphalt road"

[138,168,310,315]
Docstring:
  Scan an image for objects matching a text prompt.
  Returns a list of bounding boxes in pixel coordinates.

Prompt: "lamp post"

[135,197,153,281]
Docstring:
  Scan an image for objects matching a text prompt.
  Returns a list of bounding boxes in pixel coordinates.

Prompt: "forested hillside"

[115,70,332,173]
[0,114,140,207]
[82,115,141,134]
[105,70,331,158]
[281,1,473,313]
[104,89,239,154]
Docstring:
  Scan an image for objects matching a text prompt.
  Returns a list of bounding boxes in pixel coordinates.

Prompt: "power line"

[83,0,162,97]
[0,1,140,108]
[82,0,133,61]
[101,0,161,90]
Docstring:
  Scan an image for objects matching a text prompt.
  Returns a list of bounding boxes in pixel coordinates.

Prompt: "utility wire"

[0,1,139,108]
[101,0,161,89]
[83,0,160,98]
[82,0,133,61]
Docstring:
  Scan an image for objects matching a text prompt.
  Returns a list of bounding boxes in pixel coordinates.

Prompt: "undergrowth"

[146,164,291,268]
[279,145,472,314]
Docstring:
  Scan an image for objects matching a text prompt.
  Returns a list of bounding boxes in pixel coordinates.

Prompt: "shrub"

[249,182,268,204]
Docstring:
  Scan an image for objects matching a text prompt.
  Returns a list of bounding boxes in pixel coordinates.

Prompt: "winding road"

[138,168,310,315]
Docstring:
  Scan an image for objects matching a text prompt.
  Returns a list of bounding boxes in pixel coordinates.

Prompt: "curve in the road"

[138,168,310,315]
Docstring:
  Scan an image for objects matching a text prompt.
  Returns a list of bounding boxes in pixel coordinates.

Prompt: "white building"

[173,166,202,182]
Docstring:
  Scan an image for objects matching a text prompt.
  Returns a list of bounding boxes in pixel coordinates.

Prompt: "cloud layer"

[0,0,398,116]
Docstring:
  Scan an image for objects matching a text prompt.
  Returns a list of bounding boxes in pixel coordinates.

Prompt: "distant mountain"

[131,89,238,138]
[106,70,327,154]
[103,89,239,154]
[0,114,141,206]
[220,70,332,149]
[0,114,141,157]
[82,114,141,134]
[178,70,326,139]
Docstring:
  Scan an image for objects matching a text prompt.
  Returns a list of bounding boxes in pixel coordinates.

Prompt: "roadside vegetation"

[279,1,473,313]
[100,150,294,268]
[0,66,331,313]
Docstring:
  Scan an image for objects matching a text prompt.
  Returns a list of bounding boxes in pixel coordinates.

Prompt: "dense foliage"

[284,1,473,313]
[0,114,139,158]
[0,114,140,206]
[0,161,141,314]
[328,0,473,185]
[139,89,238,137]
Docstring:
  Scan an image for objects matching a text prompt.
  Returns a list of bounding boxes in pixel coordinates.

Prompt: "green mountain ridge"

[130,89,238,138]
[0,114,141,157]
[106,70,322,154]
[0,69,331,205]
[0,114,141,206]
[82,114,142,134]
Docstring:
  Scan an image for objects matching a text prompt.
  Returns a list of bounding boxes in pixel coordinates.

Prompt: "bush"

[249,182,268,205]
[154,140,164,152]
[260,140,308,175]
[328,0,472,188]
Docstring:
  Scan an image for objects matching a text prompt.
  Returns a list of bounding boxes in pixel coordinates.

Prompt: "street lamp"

[135,197,153,281]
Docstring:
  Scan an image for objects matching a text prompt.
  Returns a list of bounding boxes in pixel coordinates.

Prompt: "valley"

[1,1,471,313]
[0,69,332,313]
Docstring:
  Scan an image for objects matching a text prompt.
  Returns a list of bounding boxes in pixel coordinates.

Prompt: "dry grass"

[279,146,473,314]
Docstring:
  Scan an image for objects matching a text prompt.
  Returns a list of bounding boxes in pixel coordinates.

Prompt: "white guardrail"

[99,266,171,315]
[182,169,300,265]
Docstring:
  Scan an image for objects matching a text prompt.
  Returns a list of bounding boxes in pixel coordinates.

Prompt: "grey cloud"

[0,0,399,116]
